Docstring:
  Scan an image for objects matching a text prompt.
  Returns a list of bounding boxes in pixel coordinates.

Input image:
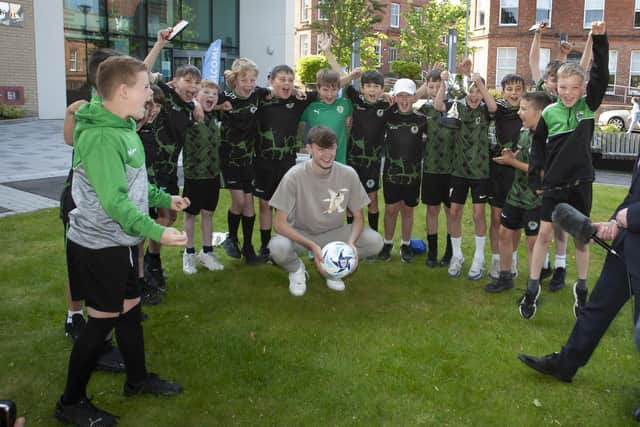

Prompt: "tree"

[295,55,329,84]
[394,1,467,72]
[311,0,386,69]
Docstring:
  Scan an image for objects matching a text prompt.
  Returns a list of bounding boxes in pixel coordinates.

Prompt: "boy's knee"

[268,235,294,263]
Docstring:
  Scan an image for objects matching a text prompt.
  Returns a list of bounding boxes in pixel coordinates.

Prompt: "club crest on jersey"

[576,111,584,121]
[337,105,344,114]
[286,103,295,109]
[474,117,481,125]
[250,106,258,114]
[411,125,419,134]
[377,109,384,117]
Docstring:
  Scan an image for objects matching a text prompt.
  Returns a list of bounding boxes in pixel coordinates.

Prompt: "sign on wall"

[0,2,24,27]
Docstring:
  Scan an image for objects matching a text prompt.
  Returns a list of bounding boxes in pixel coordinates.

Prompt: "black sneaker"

[144,266,167,293]
[548,267,566,292]
[64,313,86,342]
[258,245,272,263]
[221,237,242,259]
[242,244,267,265]
[425,253,438,267]
[377,243,392,261]
[400,244,413,263]
[55,396,118,427]
[573,281,588,318]
[519,281,541,319]
[484,273,514,293]
[96,342,126,373]
[123,373,183,396]
[517,352,573,382]
[141,287,163,306]
[540,266,553,282]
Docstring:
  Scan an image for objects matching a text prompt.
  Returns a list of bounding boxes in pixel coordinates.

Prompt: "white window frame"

[299,33,310,58]
[69,47,78,72]
[389,46,398,63]
[374,39,382,68]
[496,47,517,87]
[473,46,487,78]
[630,51,640,94]
[390,3,400,28]
[476,0,486,28]
[536,0,552,26]
[317,1,327,20]
[635,0,640,28]
[607,50,617,95]
[499,0,518,26]
[584,0,604,29]
[300,0,310,23]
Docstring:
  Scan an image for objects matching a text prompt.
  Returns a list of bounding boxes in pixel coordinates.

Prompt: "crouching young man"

[268,126,384,296]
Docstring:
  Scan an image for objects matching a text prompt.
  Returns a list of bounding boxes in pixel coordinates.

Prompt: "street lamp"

[78,4,91,98]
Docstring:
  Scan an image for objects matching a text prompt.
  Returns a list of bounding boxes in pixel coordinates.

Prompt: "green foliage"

[488,88,502,100]
[311,0,386,69]
[595,124,622,133]
[395,0,467,70]
[295,55,330,84]
[0,103,25,119]
[390,60,421,80]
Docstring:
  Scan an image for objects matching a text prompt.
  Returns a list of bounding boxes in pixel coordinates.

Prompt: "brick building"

[294,0,429,74]
[469,0,640,103]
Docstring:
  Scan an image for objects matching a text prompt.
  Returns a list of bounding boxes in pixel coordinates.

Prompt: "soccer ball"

[321,241,357,279]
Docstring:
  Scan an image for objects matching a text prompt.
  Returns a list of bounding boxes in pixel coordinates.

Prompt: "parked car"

[598,108,631,131]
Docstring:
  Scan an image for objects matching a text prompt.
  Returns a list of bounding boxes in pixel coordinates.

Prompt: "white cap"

[392,78,416,96]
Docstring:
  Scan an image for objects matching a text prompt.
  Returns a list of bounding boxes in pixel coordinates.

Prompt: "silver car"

[598,108,632,131]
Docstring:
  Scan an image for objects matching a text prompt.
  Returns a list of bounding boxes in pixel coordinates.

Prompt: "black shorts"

[500,202,541,236]
[352,163,381,193]
[222,164,254,193]
[183,177,221,215]
[488,163,515,208]
[541,182,592,222]
[253,158,295,200]
[421,173,451,207]
[449,176,490,204]
[383,180,420,207]
[66,240,141,312]
[155,173,180,196]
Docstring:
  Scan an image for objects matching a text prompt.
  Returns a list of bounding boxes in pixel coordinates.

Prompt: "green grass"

[1,183,638,426]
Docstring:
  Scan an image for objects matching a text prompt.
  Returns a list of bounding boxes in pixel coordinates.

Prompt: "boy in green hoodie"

[55,55,190,427]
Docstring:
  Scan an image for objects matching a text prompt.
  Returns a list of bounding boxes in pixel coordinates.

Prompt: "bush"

[0,103,24,119]
[595,124,621,133]
[390,61,421,80]
[295,55,330,85]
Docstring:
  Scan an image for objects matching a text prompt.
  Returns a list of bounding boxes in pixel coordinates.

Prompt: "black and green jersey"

[183,111,222,180]
[494,99,522,154]
[535,79,558,102]
[451,100,492,179]
[154,81,195,177]
[419,101,455,174]
[507,129,541,209]
[138,122,158,184]
[345,85,391,168]
[219,87,270,167]
[256,92,317,161]
[383,108,427,185]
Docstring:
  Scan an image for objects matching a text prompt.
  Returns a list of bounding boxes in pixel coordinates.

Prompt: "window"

[496,47,517,86]
[389,46,398,63]
[69,47,78,72]
[300,0,310,22]
[299,33,309,57]
[607,50,617,94]
[374,39,382,67]
[630,51,640,91]
[317,0,327,20]
[536,0,552,25]
[500,0,518,26]
[476,0,485,28]
[390,3,400,28]
[473,46,487,77]
[584,0,604,29]
[415,6,423,23]
[539,48,551,80]
[635,0,640,27]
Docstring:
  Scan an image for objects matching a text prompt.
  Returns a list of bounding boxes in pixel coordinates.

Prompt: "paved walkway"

[0,118,635,218]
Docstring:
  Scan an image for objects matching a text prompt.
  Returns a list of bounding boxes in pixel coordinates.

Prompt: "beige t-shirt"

[270,160,370,235]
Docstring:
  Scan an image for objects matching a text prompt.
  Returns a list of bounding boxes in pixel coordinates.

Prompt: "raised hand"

[318,33,332,52]
[591,20,606,35]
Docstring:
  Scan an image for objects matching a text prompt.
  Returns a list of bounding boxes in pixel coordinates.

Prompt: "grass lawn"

[1,183,638,426]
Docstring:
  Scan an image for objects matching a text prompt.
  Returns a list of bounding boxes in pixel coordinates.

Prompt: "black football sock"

[202,245,213,253]
[260,228,271,249]
[116,304,147,385]
[227,210,242,241]
[368,212,379,231]
[427,234,438,261]
[63,316,117,404]
[443,233,453,260]
[241,215,256,249]
[145,250,161,268]
[185,247,196,254]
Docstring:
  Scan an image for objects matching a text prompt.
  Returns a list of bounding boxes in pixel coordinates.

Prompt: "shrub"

[295,55,330,85]
[390,60,421,80]
[0,103,25,119]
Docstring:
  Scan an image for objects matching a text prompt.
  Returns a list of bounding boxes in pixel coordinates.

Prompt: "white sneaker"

[182,251,197,275]
[447,255,464,277]
[197,250,224,271]
[468,257,485,280]
[488,257,500,281]
[511,254,518,278]
[288,263,308,296]
[326,277,345,291]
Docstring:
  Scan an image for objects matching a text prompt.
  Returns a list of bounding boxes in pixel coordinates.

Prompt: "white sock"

[555,254,567,269]
[543,252,550,269]
[400,240,410,246]
[474,235,486,261]
[384,239,393,245]
[512,251,518,264]
[451,237,462,258]
[67,310,83,323]
[491,253,500,262]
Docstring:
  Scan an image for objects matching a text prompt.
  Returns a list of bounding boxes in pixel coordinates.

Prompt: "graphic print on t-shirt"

[323,188,349,214]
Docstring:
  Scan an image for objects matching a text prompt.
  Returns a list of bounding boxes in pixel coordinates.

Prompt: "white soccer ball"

[321,241,357,279]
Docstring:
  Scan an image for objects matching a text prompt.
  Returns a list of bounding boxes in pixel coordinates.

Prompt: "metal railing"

[605,84,640,104]
[591,131,640,160]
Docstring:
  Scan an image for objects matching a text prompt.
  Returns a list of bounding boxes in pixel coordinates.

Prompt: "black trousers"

[558,238,640,376]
